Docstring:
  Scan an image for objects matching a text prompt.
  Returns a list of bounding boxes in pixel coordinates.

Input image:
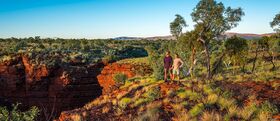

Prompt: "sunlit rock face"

[0,55,103,117]
[97,60,152,94]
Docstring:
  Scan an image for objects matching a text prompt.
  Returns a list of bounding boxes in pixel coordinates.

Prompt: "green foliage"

[118,97,132,109]
[0,104,39,121]
[170,14,187,40]
[177,89,202,101]
[134,98,150,107]
[143,86,161,101]
[102,54,119,64]
[113,73,128,86]
[191,0,245,78]
[0,38,153,68]
[224,36,248,66]
[145,45,164,80]
[217,97,236,110]
[270,12,280,32]
[204,93,218,105]
[189,103,205,117]
[259,101,278,115]
[238,103,258,120]
[134,104,160,121]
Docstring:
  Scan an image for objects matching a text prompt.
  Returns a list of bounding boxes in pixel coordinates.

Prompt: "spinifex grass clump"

[189,103,205,117]
[113,73,128,87]
[143,86,161,101]
[118,97,132,109]
[176,89,202,101]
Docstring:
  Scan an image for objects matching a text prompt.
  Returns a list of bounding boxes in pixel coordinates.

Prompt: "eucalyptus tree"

[271,12,280,33]
[178,31,202,77]
[224,36,248,72]
[170,14,187,40]
[191,0,244,79]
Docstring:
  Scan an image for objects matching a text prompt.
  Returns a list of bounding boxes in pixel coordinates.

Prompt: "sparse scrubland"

[1,0,280,121]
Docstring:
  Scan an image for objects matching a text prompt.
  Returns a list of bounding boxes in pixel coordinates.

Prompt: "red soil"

[221,81,280,108]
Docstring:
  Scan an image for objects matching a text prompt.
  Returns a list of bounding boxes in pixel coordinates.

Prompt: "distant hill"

[112,32,275,40]
[223,32,274,40]
[112,36,175,41]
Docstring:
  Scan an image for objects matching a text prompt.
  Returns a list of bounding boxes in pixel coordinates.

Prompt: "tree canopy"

[191,0,245,78]
[271,12,280,33]
[170,14,187,40]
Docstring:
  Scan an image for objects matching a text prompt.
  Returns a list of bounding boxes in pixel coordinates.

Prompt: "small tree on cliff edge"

[191,0,244,79]
[170,14,187,40]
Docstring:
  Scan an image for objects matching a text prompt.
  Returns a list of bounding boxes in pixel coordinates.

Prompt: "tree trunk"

[251,46,259,73]
[266,49,276,70]
[211,52,226,75]
[242,64,246,73]
[204,43,211,79]
[189,47,197,77]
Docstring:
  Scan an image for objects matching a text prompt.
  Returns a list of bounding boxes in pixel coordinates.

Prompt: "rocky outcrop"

[97,58,152,94]
[0,55,152,120]
[0,55,103,118]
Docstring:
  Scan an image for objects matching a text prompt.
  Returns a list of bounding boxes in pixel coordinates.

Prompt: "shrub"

[177,90,202,101]
[113,73,128,86]
[217,97,236,110]
[203,85,214,94]
[224,36,248,67]
[167,89,176,97]
[177,91,188,99]
[145,45,164,80]
[0,104,39,121]
[143,86,161,101]
[201,111,222,121]
[255,111,271,121]
[102,55,119,64]
[259,101,278,115]
[238,103,257,120]
[204,93,218,105]
[189,103,205,117]
[118,97,132,109]
[134,105,160,121]
[134,98,150,107]
[227,105,238,117]
[221,90,233,99]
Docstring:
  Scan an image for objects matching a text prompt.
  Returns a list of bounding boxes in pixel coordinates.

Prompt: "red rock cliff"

[0,55,103,118]
[97,58,152,94]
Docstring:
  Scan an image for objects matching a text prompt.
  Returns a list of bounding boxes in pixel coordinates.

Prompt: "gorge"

[0,54,151,120]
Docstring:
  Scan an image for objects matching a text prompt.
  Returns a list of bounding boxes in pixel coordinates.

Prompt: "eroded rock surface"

[0,55,103,118]
[97,58,152,94]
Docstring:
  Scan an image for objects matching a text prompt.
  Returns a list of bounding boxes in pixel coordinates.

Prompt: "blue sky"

[0,0,279,39]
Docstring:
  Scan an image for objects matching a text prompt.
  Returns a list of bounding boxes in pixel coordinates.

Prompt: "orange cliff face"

[97,59,152,94]
[0,55,152,119]
[0,55,103,118]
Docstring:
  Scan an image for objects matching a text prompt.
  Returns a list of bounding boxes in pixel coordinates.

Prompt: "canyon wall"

[0,55,152,120]
[0,55,103,117]
[97,58,152,94]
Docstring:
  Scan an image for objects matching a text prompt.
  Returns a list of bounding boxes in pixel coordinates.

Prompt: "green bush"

[259,101,278,115]
[134,98,150,107]
[189,103,205,117]
[143,86,161,101]
[118,97,132,109]
[0,104,39,121]
[145,45,164,80]
[113,73,128,86]
[102,54,119,64]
